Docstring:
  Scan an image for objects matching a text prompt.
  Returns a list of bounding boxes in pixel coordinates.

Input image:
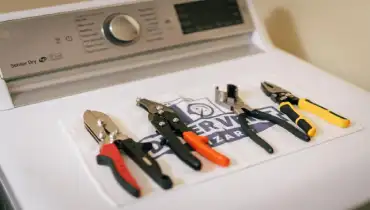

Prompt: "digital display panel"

[175,0,244,34]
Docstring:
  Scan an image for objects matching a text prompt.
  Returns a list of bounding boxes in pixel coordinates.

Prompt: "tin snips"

[137,98,230,170]
[84,110,173,197]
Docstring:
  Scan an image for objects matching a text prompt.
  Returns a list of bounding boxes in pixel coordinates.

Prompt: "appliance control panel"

[0,0,254,80]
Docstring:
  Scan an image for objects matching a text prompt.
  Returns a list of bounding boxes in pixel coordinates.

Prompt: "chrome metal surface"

[0,0,259,108]
[83,110,129,144]
[136,98,174,114]
[0,0,85,13]
[0,0,253,80]
[104,14,140,44]
[261,81,297,103]
[260,81,289,95]
[214,86,251,114]
[8,38,262,108]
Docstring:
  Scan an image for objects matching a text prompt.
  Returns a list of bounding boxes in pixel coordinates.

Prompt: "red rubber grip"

[98,144,140,194]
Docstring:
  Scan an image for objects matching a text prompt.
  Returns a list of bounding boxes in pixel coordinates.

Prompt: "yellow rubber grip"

[298,99,351,128]
[279,102,317,137]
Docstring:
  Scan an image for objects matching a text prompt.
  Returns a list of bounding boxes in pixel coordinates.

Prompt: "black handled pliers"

[215,84,310,154]
[84,110,173,197]
[137,98,203,171]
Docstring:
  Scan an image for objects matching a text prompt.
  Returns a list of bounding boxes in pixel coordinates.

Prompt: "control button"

[49,53,63,61]
[103,14,140,45]
[65,36,73,41]
[39,57,47,63]
[54,37,61,44]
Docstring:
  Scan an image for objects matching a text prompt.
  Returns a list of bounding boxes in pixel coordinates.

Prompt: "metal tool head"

[215,84,251,114]
[261,81,289,96]
[261,81,298,104]
[83,110,128,144]
[136,98,173,115]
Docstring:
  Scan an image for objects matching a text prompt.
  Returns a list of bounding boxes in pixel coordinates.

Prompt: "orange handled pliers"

[137,98,230,168]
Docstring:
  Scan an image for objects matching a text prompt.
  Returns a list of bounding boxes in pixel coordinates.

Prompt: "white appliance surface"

[0,0,369,210]
[0,48,369,210]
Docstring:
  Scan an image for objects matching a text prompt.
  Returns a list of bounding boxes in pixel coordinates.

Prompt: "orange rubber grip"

[182,131,230,167]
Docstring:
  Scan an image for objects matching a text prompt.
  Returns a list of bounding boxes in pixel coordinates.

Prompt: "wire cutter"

[137,98,231,170]
[84,110,173,198]
[215,84,310,154]
[261,81,351,137]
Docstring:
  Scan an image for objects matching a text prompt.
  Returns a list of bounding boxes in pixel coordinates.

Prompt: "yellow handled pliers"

[261,81,351,137]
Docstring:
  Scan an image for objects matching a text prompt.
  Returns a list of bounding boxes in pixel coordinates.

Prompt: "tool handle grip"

[164,130,202,171]
[114,139,173,190]
[152,114,202,171]
[97,143,140,197]
[298,98,351,128]
[238,113,274,154]
[183,131,230,167]
[279,102,316,137]
[249,109,310,142]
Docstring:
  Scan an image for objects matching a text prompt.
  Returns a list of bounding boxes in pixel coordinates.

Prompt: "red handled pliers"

[84,110,173,198]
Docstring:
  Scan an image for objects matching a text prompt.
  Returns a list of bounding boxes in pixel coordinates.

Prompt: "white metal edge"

[247,0,276,51]
[0,0,147,22]
[0,79,14,110]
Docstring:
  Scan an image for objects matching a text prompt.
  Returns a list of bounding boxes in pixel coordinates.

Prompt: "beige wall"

[253,0,370,91]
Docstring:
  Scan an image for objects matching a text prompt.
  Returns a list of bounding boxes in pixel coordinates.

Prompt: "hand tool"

[84,110,173,197]
[137,98,231,169]
[215,84,310,154]
[261,81,351,137]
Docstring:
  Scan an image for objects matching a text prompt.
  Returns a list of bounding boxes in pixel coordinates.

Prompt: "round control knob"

[103,14,140,45]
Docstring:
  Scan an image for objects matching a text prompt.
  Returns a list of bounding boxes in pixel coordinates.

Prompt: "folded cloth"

[59,86,363,207]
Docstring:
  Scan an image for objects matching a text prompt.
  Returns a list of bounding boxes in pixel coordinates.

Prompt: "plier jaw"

[84,110,129,144]
[261,81,299,104]
[215,84,252,114]
[136,98,173,115]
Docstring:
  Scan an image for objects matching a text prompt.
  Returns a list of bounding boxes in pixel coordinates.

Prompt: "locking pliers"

[84,110,173,197]
[137,98,230,170]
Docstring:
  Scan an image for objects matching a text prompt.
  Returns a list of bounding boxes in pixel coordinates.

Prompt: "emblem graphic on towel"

[139,97,289,159]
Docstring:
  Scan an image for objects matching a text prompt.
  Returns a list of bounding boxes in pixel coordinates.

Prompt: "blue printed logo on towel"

[139,98,289,159]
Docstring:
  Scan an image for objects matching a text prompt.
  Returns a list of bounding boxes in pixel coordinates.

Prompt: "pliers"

[84,110,173,198]
[215,84,310,154]
[261,81,351,137]
[137,98,230,170]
